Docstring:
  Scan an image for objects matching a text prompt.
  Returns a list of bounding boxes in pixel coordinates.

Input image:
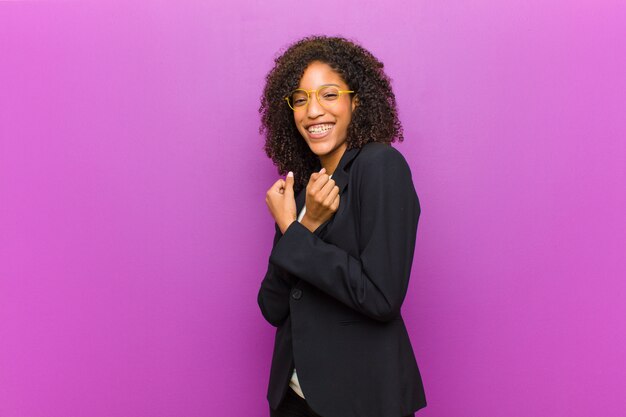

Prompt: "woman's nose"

[306,94,326,117]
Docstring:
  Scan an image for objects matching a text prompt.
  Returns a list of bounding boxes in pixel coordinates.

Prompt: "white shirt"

[289,174,332,399]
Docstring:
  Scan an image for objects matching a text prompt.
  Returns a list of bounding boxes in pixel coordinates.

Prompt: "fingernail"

[287,171,293,177]
[320,168,326,173]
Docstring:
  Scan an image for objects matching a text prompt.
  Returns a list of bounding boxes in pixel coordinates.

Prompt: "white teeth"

[308,124,334,133]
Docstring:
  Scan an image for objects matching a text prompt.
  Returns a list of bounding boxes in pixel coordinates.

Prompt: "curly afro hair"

[259,35,404,194]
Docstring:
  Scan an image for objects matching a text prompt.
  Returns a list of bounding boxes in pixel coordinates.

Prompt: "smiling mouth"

[306,123,335,138]
[307,123,335,133]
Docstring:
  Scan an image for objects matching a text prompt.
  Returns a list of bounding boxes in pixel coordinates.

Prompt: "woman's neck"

[318,143,347,175]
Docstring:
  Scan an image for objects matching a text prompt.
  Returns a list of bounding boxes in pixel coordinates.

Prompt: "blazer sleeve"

[257,223,298,327]
[268,148,420,322]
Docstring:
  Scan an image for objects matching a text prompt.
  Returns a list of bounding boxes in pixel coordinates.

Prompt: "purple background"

[1,1,625,416]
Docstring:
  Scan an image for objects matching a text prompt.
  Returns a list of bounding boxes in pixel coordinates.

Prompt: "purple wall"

[1,1,624,416]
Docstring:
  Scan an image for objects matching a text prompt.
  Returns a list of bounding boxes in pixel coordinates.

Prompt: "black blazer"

[257,142,427,417]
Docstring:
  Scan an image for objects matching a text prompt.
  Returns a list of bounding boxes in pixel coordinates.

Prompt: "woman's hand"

[300,167,340,233]
[266,172,297,234]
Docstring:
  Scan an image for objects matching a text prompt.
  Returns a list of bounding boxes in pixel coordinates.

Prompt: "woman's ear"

[351,94,359,112]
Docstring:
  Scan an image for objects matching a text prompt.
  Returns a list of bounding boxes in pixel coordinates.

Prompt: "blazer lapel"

[330,145,361,195]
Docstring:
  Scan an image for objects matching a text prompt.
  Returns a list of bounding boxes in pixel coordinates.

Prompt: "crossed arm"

[257,223,298,327]
[257,148,420,326]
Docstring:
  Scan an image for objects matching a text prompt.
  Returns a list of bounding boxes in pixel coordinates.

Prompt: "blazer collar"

[296,146,361,214]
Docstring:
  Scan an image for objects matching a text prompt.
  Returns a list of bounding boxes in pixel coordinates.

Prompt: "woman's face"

[292,61,358,159]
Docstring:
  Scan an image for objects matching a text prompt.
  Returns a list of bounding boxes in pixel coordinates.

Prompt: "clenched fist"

[265,171,297,234]
[300,167,340,233]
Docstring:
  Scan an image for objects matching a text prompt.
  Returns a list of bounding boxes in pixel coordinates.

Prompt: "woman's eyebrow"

[297,83,341,89]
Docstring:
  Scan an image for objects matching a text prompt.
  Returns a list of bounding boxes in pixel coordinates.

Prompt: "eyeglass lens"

[289,86,340,108]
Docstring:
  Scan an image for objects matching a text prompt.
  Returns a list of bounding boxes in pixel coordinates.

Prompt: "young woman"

[257,35,427,417]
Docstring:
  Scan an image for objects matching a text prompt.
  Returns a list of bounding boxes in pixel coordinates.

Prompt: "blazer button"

[291,289,303,300]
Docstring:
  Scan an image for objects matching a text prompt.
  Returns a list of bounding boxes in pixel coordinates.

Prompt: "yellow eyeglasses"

[284,85,355,111]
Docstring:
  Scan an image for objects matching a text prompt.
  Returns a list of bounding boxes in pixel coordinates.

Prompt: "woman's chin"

[306,140,333,156]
